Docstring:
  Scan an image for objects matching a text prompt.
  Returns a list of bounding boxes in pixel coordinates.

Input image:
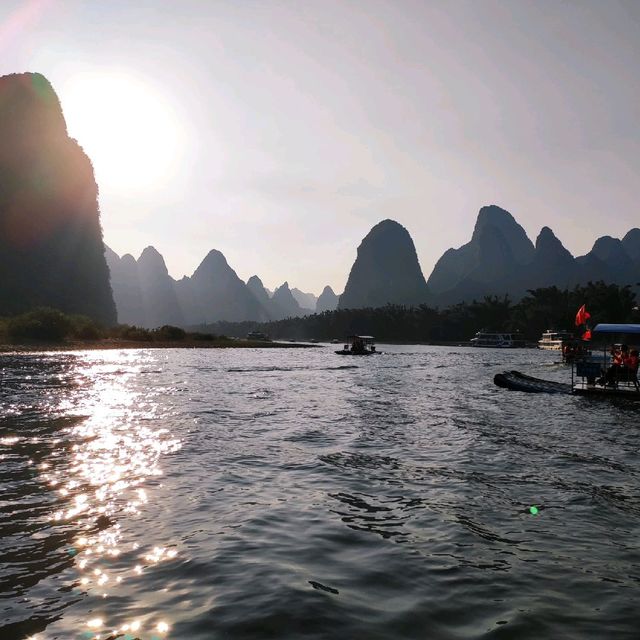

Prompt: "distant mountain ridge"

[316,286,339,313]
[7,75,634,328]
[428,205,640,305]
[291,288,317,312]
[106,206,639,326]
[106,247,322,327]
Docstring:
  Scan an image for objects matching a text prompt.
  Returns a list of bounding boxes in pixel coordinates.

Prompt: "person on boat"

[623,348,639,376]
[602,344,628,386]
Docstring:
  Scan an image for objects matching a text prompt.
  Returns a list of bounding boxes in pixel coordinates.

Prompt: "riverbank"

[0,338,319,352]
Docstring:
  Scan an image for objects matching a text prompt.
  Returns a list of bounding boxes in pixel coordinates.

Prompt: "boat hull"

[335,350,376,355]
[572,386,640,400]
[494,370,640,399]
[494,371,571,394]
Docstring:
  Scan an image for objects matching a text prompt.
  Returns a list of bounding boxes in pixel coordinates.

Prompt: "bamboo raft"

[493,370,572,394]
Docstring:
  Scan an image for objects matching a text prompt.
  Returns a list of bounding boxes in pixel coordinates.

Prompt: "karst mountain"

[2,73,636,328]
[428,205,640,305]
[0,72,116,324]
[338,219,431,309]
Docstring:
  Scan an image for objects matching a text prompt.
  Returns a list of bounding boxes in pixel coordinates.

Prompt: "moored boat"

[246,331,271,341]
[470,331,525,348]
[538,329,574,350]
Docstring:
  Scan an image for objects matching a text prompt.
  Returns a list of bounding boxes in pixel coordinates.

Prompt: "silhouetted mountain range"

[106,246,326,327]
[106,206,639,327]
[428,205,640,305]
[2,70,635,328]
[0,72,116,324]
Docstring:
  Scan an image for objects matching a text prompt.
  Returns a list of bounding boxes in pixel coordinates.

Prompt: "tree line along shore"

[0,308,312,351]
[201,282,638,344]
[1,282,637,352]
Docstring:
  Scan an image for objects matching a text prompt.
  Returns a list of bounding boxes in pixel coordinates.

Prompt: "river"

[1,345,639,639]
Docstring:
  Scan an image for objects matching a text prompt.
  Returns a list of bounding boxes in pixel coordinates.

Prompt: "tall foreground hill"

[0,72,116,323]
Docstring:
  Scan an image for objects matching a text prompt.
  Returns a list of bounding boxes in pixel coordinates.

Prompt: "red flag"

[575,304,590,326]
[582,329,592,341]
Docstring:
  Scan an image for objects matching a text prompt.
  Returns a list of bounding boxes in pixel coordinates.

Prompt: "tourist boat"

[469,331,525,348]
[335,335,378,355]
[495,323,640,400]
[538,329,574,350]
[571,324,639,398]
[560,338,591,363]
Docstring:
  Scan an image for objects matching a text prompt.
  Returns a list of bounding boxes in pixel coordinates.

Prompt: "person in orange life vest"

[624,348,639,374]
[612,345,625,366]
[603,345,627,385]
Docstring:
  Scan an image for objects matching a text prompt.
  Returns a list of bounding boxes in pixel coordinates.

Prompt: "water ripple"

[1,345,639,639]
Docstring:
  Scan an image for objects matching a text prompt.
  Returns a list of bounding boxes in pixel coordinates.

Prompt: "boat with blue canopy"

[571,324,640,398]
[494,323,640,399]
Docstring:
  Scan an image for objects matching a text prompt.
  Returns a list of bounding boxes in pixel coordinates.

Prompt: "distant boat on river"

[246,331,271,341]
[470,331,525,348]
[335,335,378,355]
[538,329,574,350]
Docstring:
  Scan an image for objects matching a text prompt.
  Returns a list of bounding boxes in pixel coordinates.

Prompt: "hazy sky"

[2,0,639,294]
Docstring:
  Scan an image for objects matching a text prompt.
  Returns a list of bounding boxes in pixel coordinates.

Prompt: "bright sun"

[59,72,182,193]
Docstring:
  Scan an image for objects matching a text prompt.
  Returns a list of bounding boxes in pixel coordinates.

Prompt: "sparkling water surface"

[1,345,639,639]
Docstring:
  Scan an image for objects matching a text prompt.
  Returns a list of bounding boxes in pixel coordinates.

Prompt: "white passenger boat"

[469,331,525,348]
[538,329,574,350]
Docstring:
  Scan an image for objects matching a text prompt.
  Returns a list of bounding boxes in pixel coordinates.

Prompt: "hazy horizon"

[2,0,639,293]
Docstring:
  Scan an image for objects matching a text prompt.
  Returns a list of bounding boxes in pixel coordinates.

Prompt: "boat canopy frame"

[593,324,640,335]
[572,323,640,394]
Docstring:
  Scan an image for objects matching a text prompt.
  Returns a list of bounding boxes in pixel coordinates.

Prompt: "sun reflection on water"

[34,351,182,637]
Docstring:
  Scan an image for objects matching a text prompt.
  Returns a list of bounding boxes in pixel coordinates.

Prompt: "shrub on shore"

[1,308,105,343]
[109,325,153,342]
[7,308,73,342]
[152,325,186,341]
[0,317,8,343]
[108,324,190,342]
[190,332,217,341]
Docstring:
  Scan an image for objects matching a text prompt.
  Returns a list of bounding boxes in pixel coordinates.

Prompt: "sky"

[1,0,639,294]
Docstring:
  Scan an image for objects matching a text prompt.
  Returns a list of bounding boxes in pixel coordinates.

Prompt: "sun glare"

[59,72,182,192]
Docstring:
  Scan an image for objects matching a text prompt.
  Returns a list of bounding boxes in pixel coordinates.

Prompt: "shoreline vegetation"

[0,339,316,353]
[1,282,637,353]
[0,308,315,352]
[200,282,639,344]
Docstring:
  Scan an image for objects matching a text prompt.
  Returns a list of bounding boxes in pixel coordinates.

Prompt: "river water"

[1,345,639,640]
